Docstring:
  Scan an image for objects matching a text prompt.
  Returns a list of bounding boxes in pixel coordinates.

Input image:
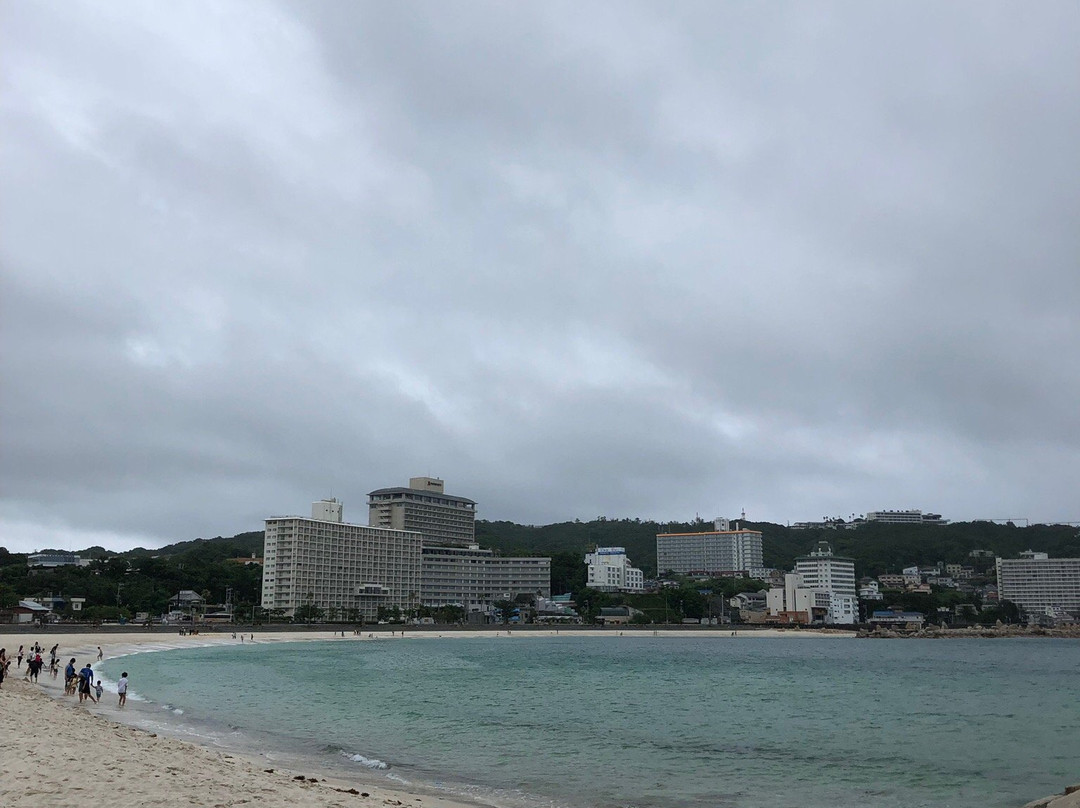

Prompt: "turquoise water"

[101,636,1080,808]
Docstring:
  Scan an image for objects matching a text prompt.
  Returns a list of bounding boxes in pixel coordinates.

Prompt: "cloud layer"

[2,1,1078,552]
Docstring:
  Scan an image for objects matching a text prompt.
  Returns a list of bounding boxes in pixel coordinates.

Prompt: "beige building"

[656,518,764,576]
[262,499,421,620]
[420,545,551,611]
[368,477,477,547]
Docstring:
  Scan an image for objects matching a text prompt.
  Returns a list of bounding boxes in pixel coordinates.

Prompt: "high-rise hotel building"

[996,552,1080,615]
[264,481,552,619]
[262,499,421,620]
[420,545,551,610]
[368,477,477,547]
[656,519,764,576]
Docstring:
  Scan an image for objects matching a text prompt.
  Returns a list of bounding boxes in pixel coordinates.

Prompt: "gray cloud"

[2,1,1078,552]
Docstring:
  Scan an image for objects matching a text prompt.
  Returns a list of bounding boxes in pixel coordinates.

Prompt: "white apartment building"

[859,580,883,601]
[368,477,477,547]
[584,547,645,592]
[656,519,764,576]
[792,542,857,625]
[421,545,551,610]
[996,553,1080,615]
[262,499,422,620]
[766,572,832,623]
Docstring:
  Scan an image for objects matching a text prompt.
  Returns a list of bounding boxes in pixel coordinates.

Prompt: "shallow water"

[101,636,1080,808]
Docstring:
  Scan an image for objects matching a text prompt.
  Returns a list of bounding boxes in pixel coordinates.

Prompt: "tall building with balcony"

[584,547,645,592]
[262,499,421,620]
[996,553,1080,615]
[656,519,764,576]
[368,477,477,547]
[420,545,551,611]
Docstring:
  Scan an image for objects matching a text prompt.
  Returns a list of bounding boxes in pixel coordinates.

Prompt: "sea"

[98,635,1080,808]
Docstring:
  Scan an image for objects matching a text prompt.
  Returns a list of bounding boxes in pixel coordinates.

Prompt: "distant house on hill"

[169,590,206,622]
[27,552,89,569]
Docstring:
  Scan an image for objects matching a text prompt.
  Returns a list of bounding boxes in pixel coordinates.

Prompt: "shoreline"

[0,627,850,808]
[0,630,514,808]
[1,628,1070,808]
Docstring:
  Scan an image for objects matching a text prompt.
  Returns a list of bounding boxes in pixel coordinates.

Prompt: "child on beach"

[94,680,104,701]
[117,672,128,707]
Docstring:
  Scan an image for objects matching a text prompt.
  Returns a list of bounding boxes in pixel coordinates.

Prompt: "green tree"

[294,603,324,623]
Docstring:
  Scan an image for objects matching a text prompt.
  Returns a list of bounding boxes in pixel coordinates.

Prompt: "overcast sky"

[2,2,1078,553]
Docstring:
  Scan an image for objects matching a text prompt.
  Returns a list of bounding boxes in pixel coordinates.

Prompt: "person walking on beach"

[17,646,24,668]
[117,672,128,707]
[50,643,58,664]
[28,654,42,682]
[94,679,104,702]
[97,646,103,661]
[78,663,95,703]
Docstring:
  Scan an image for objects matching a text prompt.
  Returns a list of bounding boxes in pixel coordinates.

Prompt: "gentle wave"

[341,751,388,769]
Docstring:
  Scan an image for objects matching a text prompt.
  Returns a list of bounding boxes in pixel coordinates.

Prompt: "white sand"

[0,627,849,806]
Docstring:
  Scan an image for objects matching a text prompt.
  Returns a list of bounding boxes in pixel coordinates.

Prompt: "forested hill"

[10,520,1080,577]
[477,518,1080,578]
[120,531,265,560]
[3,520,1078,615]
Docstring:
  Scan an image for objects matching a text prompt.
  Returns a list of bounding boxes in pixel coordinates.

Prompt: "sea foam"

[341,751,388,769]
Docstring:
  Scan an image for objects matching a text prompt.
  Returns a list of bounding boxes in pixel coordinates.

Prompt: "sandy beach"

[0,627,849,806]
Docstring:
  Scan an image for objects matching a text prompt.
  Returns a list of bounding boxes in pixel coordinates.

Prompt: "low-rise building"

[27,552,90,568]
[596,606,642,625]
[865,510,948,525]
[859,581,883,601]
[868,610,926,629]
[4,599,51,624]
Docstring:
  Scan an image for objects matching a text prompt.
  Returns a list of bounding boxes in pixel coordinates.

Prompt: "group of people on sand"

[0,642,128,708]
[0,642,61,687]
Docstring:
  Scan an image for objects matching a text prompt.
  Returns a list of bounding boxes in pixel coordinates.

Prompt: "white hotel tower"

[794,542,857,624]
[585,547,645,592]
[262,499,421,620]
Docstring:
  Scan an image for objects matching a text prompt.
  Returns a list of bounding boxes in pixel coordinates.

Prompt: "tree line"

[2,518,1076,621]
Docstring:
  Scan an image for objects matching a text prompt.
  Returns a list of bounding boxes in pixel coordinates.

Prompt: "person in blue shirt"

[77,663,95,703]
[64,659,77,695]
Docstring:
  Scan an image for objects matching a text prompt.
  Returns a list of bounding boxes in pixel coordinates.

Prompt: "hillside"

[3,519,1077,617]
